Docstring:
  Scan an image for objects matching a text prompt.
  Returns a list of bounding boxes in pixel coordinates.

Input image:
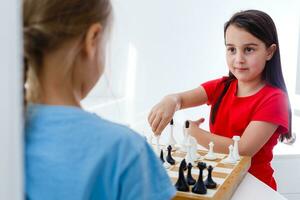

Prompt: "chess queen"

[148,10,293,191]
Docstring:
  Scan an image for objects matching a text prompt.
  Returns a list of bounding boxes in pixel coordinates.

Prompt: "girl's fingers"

[151,114,162,134]
[148,110,155,125]
[155,117,170,135]
[196,118,205,125]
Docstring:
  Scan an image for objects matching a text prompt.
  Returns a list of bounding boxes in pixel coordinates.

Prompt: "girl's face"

[225,25,275,83]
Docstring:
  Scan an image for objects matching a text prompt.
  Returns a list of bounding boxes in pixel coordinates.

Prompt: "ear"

[266,44,277,61]
[83,23,103,60]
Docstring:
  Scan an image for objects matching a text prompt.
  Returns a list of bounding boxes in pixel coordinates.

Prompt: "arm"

[189,120,278,157]
[148,86,208,135]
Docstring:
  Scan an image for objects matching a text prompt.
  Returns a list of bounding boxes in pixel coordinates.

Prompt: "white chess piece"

[161,150,171,169]
[204,141,217,160]
[163,161,171,169]
[155,135,161,155]
[146,134,153,144]
[190,136,200,161]
[223,145,236,164]
[185,137,194,165]
[181,123,189,152]
[167,119,177,150]
[232,136,241,161]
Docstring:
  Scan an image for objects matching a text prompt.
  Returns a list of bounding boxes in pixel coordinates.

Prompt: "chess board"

[164,148,251,200]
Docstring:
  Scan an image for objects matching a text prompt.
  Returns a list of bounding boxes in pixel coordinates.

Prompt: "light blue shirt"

[25,104,176,200]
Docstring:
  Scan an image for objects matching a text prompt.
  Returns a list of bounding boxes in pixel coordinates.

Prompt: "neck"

[37,48,83,107]
[236,78,265,97]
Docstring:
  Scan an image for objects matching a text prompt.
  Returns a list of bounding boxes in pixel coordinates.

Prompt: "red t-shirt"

[201,77,289,190]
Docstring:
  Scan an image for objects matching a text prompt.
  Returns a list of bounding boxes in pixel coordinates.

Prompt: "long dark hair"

[210,10,293,143]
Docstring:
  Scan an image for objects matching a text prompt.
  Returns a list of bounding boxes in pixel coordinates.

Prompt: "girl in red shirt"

[148,10,293,190]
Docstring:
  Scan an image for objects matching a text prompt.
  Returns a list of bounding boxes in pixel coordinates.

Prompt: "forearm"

[170,86,208,110]
[191,127,234,154]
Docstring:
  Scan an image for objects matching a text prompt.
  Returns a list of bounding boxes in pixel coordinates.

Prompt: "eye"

[227,47,236,54]
[245,47,254,53]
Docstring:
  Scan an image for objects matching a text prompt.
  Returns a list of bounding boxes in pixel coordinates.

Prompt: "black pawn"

[192,162,207,194]
[205,165,217,189]
[160,149,165,163]
[166,145,175,165]
[175,159,189,192]
[185,120,190,128]
[186,163,196,185]
[170,119,174,125]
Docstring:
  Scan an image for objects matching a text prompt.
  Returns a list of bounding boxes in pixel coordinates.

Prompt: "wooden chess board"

[164,148,251,200]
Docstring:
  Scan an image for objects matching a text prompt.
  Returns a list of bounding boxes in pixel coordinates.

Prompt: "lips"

[234,67,248,70]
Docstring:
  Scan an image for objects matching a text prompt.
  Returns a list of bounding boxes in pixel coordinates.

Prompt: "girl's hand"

[148,95,181,135]
[187,118,205,138]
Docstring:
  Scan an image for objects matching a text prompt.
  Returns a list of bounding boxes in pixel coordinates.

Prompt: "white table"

[232,173,287,200]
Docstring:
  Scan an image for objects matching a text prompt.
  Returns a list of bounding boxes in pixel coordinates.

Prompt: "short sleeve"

[201,77,227,105]
[252,91,289,134]
[118,141,176,200]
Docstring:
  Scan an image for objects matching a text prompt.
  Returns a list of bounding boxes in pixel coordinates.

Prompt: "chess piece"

[155,135,160,155]
[167,119,177,150]
[204,141,217,160]
[166,145,175,165]
[186,163,196,185]
[192,162,207,194]
[181,121,190,152]
[204,165,217,189]
[190,136,200,161]
[160,149,165,163]
[223,145,236,164]
[146,134,153,144]
[175,159,189,192]
[232,136,241,161]
[185,137,194,165]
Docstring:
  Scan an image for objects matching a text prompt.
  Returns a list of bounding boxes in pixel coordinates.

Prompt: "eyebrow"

[225,43,259,47]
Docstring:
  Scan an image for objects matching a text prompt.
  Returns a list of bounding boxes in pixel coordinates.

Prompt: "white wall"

[0,0,23,200]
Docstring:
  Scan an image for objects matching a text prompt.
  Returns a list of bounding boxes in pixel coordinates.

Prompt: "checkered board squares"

[166,150,251,200]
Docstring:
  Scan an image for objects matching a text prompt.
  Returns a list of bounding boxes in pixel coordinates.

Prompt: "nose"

[235,51,245,64]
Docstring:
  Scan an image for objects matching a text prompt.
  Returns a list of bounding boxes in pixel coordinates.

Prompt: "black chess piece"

[170,119,174,125]
[175,159,189,192]
[160,149,165,163]
[185,120,189,128]
[205,165,217,189]
[166,145,175,165]
[186,163,196,185]
[192,162,207,194]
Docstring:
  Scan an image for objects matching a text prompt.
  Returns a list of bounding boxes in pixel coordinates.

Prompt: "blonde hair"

[23,0,112,103]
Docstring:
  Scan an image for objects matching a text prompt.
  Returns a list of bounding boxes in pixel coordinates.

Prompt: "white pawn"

[167,119,177,150]
[223,145,236,164]
[163,161,171,169]
[146,134,153,144]
[161,150,171,169]
[155,135,161,155]
[232,136,241,161]
[204,141,217,160]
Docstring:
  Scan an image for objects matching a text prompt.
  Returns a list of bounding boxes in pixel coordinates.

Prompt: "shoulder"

[257,84,288,103]
[79,113,148,153]
[201,76,235,104]
[26,104,147,154]
[201,76,229,87]
[252,85,289,133]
